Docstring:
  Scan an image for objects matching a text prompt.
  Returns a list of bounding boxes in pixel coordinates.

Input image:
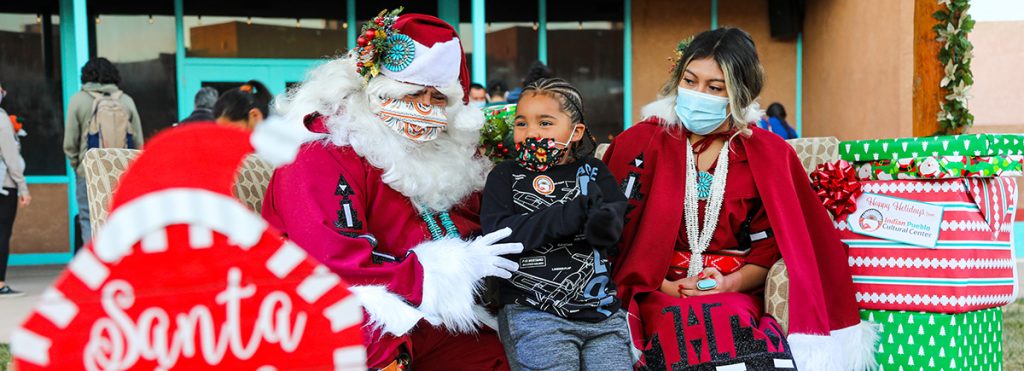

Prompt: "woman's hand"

[18,194,30,207]
[669,268,741,297]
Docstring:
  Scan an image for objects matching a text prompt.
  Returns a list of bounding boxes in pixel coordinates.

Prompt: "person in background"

[487,80,509,107]
[63,57,143,245]
[0,83,31,297]
[469,83,488,109]
[758,102,798,140]
[213,80,271,131]
[508,61,555,104]
[179,86,220,124]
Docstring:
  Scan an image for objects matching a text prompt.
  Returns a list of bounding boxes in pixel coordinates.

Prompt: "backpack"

[86,90,135,149]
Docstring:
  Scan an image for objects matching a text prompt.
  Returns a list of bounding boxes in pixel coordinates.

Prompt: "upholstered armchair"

[80,148,274,233]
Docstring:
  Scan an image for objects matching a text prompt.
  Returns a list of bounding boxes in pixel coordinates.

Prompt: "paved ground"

[0,265,64,343]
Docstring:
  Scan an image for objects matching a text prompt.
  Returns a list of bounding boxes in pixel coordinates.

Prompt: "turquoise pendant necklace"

[696,171,714,201]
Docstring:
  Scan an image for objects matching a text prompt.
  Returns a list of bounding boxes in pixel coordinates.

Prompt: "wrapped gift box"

[861,308,1003,371]
[855,155,1024,180]
[836,177,1019,312]
[839,134,1024,163]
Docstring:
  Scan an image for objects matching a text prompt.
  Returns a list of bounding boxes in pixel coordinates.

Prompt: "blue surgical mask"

[468,100,486,110]
[674,87,729,135]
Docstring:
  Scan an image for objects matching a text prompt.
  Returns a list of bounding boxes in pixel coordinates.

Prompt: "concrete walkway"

[0,265,64,343]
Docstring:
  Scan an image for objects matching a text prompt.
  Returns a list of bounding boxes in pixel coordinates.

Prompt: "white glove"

[467,228,523,280]
[412,227,524,333]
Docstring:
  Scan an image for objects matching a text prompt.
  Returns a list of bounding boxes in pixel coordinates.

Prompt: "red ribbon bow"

[810,160,862,221]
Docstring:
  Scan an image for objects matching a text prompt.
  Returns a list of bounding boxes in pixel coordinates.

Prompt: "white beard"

[275,56,491,212]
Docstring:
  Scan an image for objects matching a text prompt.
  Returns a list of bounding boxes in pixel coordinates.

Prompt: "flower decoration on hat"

[353,7,405,83]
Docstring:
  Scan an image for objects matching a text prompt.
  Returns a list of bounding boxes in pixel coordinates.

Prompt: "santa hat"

[356,12,471,104]
[95,118,308,262]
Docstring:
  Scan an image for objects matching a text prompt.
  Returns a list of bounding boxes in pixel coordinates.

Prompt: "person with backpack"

[63,57,143,244]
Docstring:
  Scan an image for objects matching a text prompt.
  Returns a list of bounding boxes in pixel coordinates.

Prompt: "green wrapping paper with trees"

[839,134,1024,163]
[861,308,1003,371]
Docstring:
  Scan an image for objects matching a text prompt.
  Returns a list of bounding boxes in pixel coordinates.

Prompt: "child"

[481,78,632,370]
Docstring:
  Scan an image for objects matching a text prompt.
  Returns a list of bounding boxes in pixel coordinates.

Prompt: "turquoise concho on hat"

[382,34,416,72]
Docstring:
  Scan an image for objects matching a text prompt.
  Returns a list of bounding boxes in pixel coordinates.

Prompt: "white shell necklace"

[684,137,731,278]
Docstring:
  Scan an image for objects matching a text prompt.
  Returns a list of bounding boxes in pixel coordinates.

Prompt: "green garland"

[479,104,517,164]
[933,0,975,134]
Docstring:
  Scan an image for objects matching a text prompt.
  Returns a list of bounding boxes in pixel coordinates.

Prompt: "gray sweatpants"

[498,304,634,371]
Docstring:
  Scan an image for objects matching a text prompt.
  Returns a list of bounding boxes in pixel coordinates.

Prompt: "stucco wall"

[630,0,712,123]
[719,0,797,123]
[802,0,914,140]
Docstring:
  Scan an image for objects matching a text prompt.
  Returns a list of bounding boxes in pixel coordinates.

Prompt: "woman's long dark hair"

[214,80,271,121]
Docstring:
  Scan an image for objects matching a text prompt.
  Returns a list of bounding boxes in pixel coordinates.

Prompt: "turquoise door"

[178,58,325,120]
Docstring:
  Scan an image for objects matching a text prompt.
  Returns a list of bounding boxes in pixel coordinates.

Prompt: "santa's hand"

[468,228,523,279]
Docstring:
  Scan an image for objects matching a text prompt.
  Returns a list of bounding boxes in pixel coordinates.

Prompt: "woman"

[603,28,876,370]
[758,102,798,139]
[213,80,271,130]
[0,83,30,297]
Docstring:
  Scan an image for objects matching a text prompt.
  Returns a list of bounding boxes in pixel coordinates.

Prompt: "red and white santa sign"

[11,123,365,370]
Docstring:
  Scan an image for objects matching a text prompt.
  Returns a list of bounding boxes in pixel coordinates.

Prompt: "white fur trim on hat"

[380,38,462,91]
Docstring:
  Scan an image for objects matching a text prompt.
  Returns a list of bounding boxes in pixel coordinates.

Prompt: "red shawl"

[604,118,874,370]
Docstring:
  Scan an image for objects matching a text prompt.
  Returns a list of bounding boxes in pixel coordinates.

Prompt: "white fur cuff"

[349,285,425,336]
[411,237,485,334]
[788,321,880,371]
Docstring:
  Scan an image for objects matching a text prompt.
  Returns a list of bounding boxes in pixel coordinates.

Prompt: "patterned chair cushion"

[764,260,790,334]
[82,148,140,232]
[786,136,840,175]
[82,149,274,233]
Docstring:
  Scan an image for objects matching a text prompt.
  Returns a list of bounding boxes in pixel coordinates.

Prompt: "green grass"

[0,302,1020,369]
[1005,300,1024,370]
[1,343,8,371]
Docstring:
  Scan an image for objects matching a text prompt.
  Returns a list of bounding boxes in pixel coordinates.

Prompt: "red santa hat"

[356,12,471,104]
[96,118,309,262]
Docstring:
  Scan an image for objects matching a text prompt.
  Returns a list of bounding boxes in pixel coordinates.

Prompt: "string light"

[532,22,538,31]
[95,15,101,24]
[295,18,301,28]
[342,21,348,29]
[36,14,42,24]
[578,21,583,30]
[197,15,202,25]
[148,15,154,24]
[247,16,252,25]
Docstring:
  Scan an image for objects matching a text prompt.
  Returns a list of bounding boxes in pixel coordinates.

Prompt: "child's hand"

[584,181,604,211]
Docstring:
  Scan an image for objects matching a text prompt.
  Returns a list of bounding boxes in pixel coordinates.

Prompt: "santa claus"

[263,11,520,370]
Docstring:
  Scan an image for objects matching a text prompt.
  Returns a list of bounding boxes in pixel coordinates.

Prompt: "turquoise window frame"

[173,0,331,119]
[11,0,91,266]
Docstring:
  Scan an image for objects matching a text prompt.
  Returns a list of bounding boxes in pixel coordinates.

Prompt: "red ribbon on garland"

[810,160,863,221]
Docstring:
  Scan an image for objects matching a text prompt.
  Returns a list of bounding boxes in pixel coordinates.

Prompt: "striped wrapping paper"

[835,177,1019,312]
